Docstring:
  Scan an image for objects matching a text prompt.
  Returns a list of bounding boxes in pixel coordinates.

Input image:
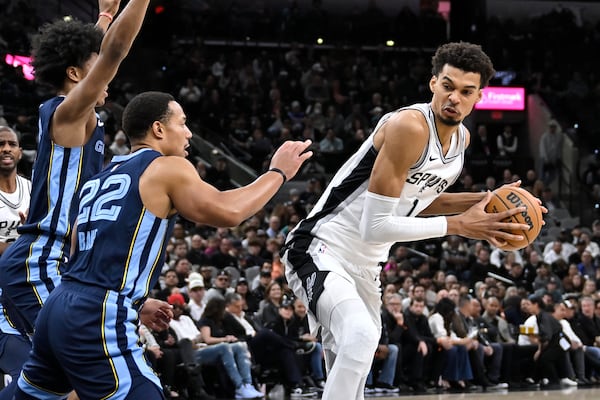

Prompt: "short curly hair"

[31,19,103,90]
[431,42,496,89]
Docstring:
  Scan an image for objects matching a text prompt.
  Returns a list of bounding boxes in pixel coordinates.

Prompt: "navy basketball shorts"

[0,234,62,335]
[17,281,164,400]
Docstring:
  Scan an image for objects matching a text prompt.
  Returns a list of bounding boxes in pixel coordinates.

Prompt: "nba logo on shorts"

[318,243,327,253]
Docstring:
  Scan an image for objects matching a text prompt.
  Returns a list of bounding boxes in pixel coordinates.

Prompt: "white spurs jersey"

[288,103,467,266]
[0,174,32,243]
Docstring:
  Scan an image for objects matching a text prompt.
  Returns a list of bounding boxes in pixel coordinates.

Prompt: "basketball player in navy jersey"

[282,42,543,399]
[15,91,312,399]
[0,126,31,392]
[0,0,148,341]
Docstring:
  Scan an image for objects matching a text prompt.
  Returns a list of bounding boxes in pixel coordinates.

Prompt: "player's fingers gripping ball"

[485,187,544,251]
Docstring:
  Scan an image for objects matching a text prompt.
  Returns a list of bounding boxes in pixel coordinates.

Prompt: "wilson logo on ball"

[485,186,544,251]
[505,192,533,230]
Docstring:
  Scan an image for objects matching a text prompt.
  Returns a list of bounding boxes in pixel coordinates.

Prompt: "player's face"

[0,130,21,173]
[430,64,483,127]
[163,101,192,157]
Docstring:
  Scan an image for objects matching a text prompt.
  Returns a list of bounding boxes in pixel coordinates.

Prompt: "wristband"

[99,12,113,22]
[268,167,287,185]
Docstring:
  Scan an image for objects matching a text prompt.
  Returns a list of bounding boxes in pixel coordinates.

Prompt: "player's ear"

[429,75,437,93]
[476,89,483,103]
[65,66,82,83]
[152,121,164,138]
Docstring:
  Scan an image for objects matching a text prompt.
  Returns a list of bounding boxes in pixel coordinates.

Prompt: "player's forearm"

[214,170,285,227]
[420,192,485,215]
[100,0,149,60]
[96,0,120,33]
[96,15,111,33]
[359,191,447,243]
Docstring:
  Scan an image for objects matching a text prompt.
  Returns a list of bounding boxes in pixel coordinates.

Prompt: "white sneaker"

[364,386,376,394]
[290,386,318,397]
[246,383,265,397]
[235,383,262,399]
[560,377,578,387]
[487,382,509,390]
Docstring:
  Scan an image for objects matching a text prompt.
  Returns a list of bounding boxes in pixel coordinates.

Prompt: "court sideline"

[350,387,598,400]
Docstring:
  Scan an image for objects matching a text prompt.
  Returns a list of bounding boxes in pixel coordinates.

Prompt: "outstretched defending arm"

[144,140,313,227]
[52,0,150,147]
[95,0,120,33]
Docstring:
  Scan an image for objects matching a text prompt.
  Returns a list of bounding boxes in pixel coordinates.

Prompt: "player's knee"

[338,318,379,363]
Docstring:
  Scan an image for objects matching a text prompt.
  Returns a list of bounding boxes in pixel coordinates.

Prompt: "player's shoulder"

[381,109,430,144]
[146,155,197,179]
[16,174,31,183]
[388,107,429,130]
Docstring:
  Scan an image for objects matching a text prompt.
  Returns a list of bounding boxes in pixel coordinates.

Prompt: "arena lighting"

[4,54,34,81]
[63,15,73,21]
[316,37,324,45]
[385,40,395,47]
[475,86,525,111]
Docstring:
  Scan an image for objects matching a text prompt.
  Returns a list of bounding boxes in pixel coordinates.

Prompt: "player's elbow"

[207,212,242,228]
[100,47,128,66]
[100,39,130,63]
[214,206,247,228]
[359,216,381,242]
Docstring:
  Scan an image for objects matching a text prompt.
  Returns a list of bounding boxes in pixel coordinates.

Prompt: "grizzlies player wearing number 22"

[15,91,312,399]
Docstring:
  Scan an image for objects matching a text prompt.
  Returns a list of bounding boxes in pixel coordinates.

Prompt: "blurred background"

[2,0,600,229]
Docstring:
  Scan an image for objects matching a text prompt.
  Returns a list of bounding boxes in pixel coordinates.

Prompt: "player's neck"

[436,128,457,156]
[0,172,17,193]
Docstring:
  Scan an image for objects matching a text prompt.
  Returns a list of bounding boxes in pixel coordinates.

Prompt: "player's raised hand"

[268,140,313,183]
[99,0,121,17]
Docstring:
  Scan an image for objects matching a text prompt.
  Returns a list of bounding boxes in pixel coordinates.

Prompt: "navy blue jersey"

[64,149,176,306]
[20,96,105,239]
[0,96,105,334]
[16,150,175,399]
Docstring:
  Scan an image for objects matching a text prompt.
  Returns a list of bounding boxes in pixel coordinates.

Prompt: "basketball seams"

[486,187,542,249]
[515,187,544,246]
[490,190,520,225]
[502,187,536,245]
[515,187,543,228]
[488,190,526,250]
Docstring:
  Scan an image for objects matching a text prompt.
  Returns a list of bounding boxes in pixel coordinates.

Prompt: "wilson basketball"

[484,187,543,251]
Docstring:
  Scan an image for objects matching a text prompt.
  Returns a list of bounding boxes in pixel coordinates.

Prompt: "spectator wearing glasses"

[204,270,234,304]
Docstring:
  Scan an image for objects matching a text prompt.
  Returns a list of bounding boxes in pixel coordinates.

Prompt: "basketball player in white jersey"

[282,42,539,399]
[0,126,31,389]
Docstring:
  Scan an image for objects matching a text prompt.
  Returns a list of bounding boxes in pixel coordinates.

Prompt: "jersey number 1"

[406,199,419,217]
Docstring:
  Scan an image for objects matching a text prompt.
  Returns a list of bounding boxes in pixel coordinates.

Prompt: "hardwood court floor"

[362,386,599,400]
[226,385,600,399]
